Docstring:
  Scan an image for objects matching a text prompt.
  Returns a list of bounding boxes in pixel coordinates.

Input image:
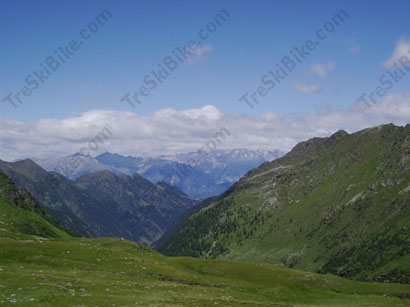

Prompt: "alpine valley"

[1,124,410,306]
[1,165,409,306]
[159,124,410,284]
[3,2,410,304]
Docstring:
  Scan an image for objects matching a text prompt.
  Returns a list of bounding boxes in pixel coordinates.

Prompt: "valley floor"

[0,234,409,306]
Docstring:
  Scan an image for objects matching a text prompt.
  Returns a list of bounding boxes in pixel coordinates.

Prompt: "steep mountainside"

[0,160,199,245]
[159,124,410,284]
[152,196,219,250]
[76,171,199,244]
[0,170,70,238]
[0,159,96,237]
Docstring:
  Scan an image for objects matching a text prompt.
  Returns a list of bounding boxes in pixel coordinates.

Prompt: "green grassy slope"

[0,198,70,240]
[159,124,410,283]
[0,171,71,239]
[1,235,410,306]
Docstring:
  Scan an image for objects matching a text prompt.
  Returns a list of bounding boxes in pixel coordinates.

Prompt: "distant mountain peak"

[96,152,120,158]
[34,149,285,199]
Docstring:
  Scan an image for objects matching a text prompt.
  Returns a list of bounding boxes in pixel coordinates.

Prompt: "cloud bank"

[1,93,410,161]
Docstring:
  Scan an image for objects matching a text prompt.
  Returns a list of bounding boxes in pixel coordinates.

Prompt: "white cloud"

[310,61,335,78]
[186,44,214,64]
[1,93,410,161]
[382,38,410,69]
[292,83,321,94]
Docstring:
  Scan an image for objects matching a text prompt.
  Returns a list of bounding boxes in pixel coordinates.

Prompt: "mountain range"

[0,159,198,245]
[1,168,409,305]
[1,123,409,289]
[159,124,410,284]
[33,149,284,199]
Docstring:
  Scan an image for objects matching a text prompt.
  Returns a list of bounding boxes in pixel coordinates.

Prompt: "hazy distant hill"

[159,124,410,284]
[34,149,284,198]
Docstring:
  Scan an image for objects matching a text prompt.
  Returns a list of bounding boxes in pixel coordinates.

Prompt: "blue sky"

[1,0,410,159]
